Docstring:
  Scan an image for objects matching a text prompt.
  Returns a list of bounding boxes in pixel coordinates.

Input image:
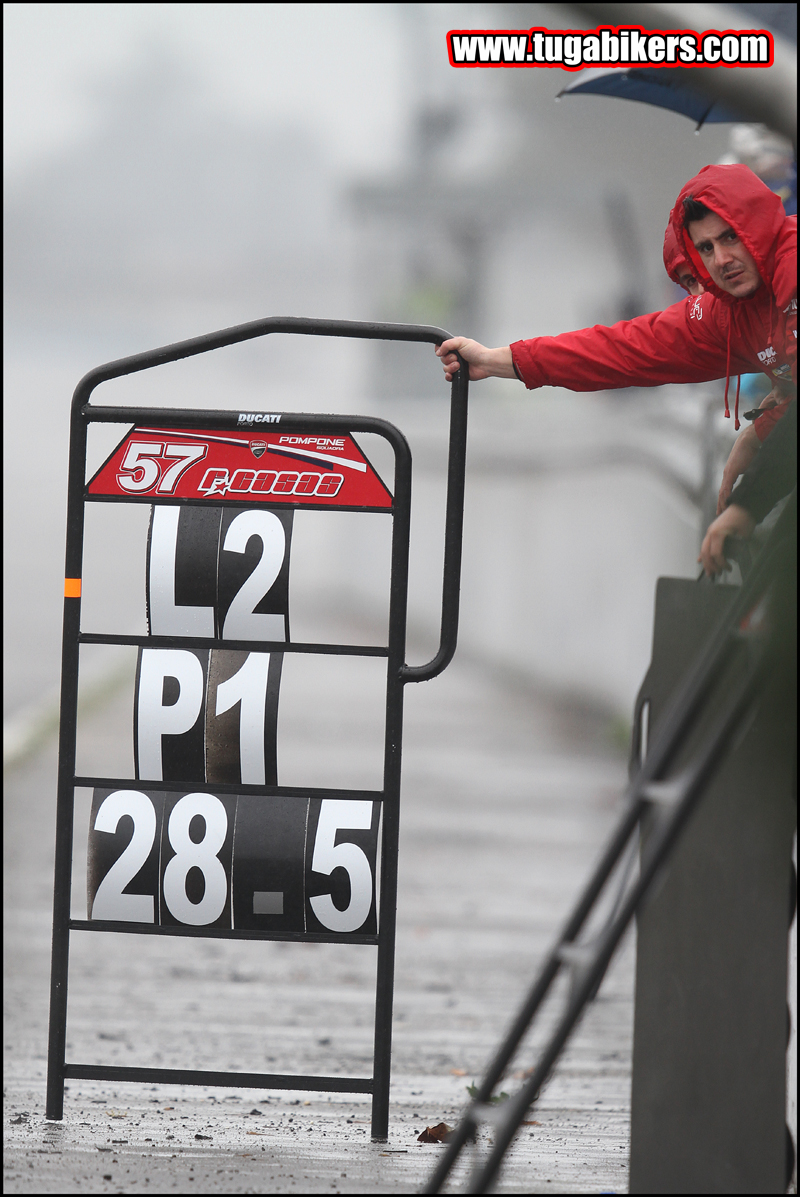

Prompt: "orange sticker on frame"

[64,578,82,598]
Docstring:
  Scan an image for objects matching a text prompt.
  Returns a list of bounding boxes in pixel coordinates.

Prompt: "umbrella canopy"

[557,67,746,129]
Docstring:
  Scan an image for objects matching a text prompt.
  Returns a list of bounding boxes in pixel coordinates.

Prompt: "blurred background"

[4,1,795,743]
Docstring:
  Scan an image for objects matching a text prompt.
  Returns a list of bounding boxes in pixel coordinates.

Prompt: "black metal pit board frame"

[46,317,468,1140]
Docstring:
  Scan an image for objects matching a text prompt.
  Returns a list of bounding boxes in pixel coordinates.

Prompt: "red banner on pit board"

[88,426,393,509]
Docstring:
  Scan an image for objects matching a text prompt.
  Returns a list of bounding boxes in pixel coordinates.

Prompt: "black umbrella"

[559,3,796,142]
[557,67,746,129]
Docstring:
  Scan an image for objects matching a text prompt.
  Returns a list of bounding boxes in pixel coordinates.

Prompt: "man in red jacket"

[661,206,790,541]
[437,164,796,443]
[663,223,704,297]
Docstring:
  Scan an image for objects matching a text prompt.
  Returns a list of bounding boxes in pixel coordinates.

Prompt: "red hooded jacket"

[511,165,796,437]
[663,222,692,286]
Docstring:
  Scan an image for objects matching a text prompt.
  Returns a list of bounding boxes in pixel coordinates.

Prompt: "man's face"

[677,269,704,297]
[686,212,762,298]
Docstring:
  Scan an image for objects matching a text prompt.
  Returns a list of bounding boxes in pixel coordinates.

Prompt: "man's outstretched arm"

[436,299,756,393]
[436,338,515,382]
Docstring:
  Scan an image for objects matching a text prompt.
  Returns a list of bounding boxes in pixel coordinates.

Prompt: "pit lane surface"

[4,627,632,1194]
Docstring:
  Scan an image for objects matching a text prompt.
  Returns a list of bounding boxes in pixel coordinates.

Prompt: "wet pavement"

[4,621,633,1194]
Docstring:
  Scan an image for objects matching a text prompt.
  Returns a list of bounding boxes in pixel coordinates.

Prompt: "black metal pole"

[372,352,469,1137]
[371,425,413,1141]
[70,317,454,412]
[402,353,469,684]
[45,401,88,1120]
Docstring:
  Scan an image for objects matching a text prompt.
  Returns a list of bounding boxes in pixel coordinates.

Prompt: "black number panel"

[87,789,381,937]
[305,799,380,936]
[146,504,293,642]
[159,791,236,929]
[204,649,283,786]
[133,648,209,784]
[147,505,219,637]
[137,503,293,787]
[231,795,308,933]
[134,648,283,787]
[217,507,292,642]
[88,788,166,924]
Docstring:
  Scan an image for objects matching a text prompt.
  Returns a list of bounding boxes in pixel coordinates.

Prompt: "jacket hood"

[669,163,788,304]
[662,222,691,286]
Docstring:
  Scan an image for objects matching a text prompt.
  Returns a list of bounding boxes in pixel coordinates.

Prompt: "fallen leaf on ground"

[466,1084,509,1104]
[521,1120,541,1126]
[418,1123,453,1143]
[194,1133,212,1140]
[450,1068,467,1076]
